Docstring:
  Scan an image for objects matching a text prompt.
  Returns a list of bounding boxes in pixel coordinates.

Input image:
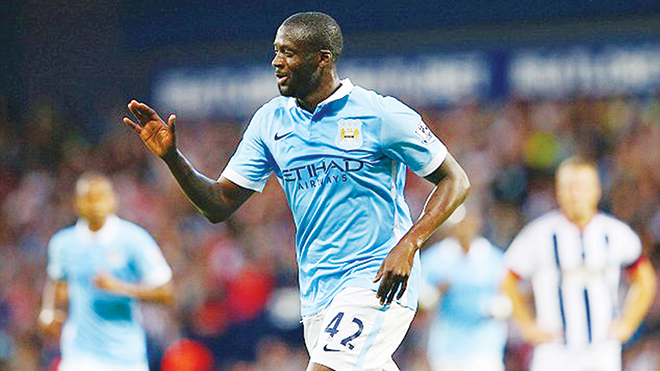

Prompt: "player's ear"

[319,49,333,67]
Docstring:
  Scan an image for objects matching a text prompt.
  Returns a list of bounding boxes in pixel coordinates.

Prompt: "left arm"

[609,257,657,342]
[94,273,174,306]
[375,153,470,305]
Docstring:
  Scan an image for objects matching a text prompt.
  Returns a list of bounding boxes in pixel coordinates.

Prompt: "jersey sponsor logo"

[414,121,436,144]
[282,158,364,182]
[282,158,364,190]
[336,119,363,149]
[274,131,293,141]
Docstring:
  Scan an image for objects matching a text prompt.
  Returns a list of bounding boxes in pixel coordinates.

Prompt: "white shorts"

[58,356,149,371]
[302,287,415,371]
[531,341,622,371]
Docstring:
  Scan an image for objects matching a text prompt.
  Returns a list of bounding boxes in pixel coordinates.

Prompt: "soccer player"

[421,206,509,371]
[123,12,470,371]
[39,173,174,371]
[502,157,657,371]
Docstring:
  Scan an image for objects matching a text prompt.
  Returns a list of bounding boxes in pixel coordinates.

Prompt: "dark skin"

[124,22,470,371]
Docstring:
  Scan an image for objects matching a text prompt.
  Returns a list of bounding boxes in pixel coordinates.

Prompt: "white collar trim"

[321,78,354,105]
[75,214,120,245]
[287,78,354,110]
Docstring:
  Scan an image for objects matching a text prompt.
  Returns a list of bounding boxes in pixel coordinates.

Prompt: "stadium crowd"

[0,92,659,370]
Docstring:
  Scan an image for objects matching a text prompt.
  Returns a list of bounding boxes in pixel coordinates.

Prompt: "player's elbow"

[153,282,176,307]
[196,203,233,223]
[450,165,471,205]
[203,210,231,224]
[457,170,471,199]
[160,290,176,307]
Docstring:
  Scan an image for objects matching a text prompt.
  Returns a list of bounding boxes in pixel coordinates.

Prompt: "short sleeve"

[46,235,65,281]
[222,110,274,193]
[379,96,447,177]
[131,227,173,287]
[504,223,540,278]
[611,221,643,267]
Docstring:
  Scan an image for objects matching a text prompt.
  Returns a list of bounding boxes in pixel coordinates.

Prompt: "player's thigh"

[304,287,413,371]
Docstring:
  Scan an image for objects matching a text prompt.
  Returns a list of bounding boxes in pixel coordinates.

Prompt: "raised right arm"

[162,149,254,222]
[123,100,254,223]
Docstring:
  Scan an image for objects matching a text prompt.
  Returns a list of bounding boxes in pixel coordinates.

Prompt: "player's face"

[556,164,601,224]
[452,213,482,250]
[271,26,322,99]
[75,179,116,228]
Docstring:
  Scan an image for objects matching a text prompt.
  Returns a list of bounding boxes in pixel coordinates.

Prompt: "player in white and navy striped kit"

[502,157,656,371]
[123,11,470,371]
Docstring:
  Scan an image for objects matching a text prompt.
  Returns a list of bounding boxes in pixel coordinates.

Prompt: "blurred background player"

[420,204,510,371]
[502,157,657,371]
[38,172,175,371]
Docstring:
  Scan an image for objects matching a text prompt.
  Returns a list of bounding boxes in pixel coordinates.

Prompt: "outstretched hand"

[123,100,177,159]
[374,243,415,306]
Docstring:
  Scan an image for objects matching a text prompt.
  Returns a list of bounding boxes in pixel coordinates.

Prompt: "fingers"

[127,100,159,124]
[129,101,151,125]
[385,281,398,304]
[168,114,177,133]
[122,117,141,133]
[376,275,388,302]
[126,101,147,128]
[373,267,383,283]
[376,272,409,305]
[397,280,408,300]
[127,100,146,123]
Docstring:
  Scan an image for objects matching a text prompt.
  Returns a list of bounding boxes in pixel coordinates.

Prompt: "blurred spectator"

[161,339,214,371]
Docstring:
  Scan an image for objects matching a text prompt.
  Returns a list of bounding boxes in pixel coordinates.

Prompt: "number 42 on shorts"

[324,312,364,350]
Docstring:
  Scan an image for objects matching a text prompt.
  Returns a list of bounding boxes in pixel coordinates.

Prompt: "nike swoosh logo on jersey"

[323,344,341,352]
[274,131,293,141]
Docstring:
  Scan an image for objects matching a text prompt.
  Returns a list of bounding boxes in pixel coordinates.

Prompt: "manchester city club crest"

[336,119,363,149]
[105,247,127,269]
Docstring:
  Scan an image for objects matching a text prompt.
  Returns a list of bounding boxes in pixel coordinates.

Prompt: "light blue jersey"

[421,237,508,362]
[223,79,447,317]
[47,215,172,367]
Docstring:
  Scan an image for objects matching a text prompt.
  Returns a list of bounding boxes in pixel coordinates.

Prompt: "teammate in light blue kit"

[39,173,174,371]
[124,12,470,371]
[421,206,509,371]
